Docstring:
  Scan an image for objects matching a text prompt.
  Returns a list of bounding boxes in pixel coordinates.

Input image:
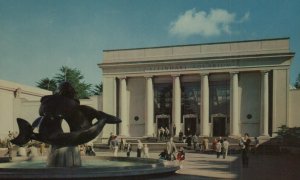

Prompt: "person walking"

[6,131,13,158]
[212,138,217,151]
[142,144,149,158]
[254,137,259,154]
[137,140,143,158]
[192,134,198,150]
[120,138,126,152]
[110,135,119,157]
[203,137,209,152]
[166,137,177,160]
[186,134,192,147]
[222,138,229,159]
[216,140,222,158]
[107,132,113,147]
[179,130,184,143]
[165,127,170,140]
[240,133,251,167]
[159,127,165,141]
[126,143,132,157]
[172,124,176,137]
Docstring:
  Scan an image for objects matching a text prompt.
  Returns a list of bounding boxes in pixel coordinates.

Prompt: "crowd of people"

[0,131,98,158]
[158,126,171,141]
[0,131,49,159]
[79,142,96,156]
[2,129,259,169]
[157,131,260,169]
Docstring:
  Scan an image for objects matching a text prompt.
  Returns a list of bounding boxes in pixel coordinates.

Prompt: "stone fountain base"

[47,146,81,167]
[0,156,180,179]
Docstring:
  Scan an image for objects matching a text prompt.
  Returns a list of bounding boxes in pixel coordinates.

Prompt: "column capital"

[118,76,127,80]
[199,72,209,76]
[171,74,181,78]
[144,75,153,79]
[260,70,270,74]
[229,71,239,75]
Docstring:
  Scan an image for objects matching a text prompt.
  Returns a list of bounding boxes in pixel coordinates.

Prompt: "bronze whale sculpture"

[11,82,121,147]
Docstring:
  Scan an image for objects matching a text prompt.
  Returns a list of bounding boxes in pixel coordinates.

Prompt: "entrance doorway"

[156,114,170,136]
[183,114,197,136]
[211,114,227,136]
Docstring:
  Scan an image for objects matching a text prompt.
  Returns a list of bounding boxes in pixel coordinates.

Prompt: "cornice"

[0,85,50,97]
[99,52,294,68]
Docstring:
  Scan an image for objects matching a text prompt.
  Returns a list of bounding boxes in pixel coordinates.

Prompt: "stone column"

[145,76,154,137]
[119,77,129,136]
[261,71,269,136]
[172,74,181,136]
[230,72,239,136]
[200,73,209,136]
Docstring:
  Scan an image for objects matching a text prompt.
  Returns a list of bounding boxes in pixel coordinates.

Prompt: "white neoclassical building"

[99,37,300,138]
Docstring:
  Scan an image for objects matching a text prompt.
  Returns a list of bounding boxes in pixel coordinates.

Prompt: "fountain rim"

[0,156,180,179]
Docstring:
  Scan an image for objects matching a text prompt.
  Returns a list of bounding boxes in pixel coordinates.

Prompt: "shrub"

[277,125,300,145]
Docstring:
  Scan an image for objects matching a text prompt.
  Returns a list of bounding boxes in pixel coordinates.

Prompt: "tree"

[36,66,92,99]
[295,73,300,89]
[91,83,103,95]
[54,66,92,99]
[36,78,57,92]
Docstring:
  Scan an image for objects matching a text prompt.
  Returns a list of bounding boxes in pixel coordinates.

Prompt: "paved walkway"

[1,148,299,179]
[96,150,300,180]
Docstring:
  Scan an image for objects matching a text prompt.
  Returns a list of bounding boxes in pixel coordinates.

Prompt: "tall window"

[209,80,230,116]
[154,83,172,116]
[181,82,200,117]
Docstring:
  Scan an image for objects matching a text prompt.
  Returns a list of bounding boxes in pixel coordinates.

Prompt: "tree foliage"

[36,78,57,92]
[36,66,97,99]
[91,83,103,95]
[54,66,92,98]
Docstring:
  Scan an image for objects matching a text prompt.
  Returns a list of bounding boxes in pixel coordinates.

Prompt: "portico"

[99,38,294,138]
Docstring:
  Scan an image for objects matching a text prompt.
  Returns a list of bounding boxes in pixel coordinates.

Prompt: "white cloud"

[169,8,250,38]
[239,11,250,23]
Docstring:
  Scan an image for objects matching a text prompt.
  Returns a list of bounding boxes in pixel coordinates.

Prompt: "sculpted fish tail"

[97,111,121,124]
[10,118,33,146]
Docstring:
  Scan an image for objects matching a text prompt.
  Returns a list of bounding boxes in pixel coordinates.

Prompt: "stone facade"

[289,89,300,127]
[99,38,298,138]
[0,79,52,139]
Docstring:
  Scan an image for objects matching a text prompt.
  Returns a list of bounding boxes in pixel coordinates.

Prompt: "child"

[177,147,185,161]
[176,147,185,167]
[159,149,168,160]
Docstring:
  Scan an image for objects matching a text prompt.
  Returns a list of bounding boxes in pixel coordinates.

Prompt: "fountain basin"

[0,156,180,179]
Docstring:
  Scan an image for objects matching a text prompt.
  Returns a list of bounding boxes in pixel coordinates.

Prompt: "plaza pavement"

[96,150,300,180]
[1,148,299,179]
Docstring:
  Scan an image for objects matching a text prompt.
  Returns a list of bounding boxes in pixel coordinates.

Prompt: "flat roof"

[101,37,292,65]
[103,37,290,52]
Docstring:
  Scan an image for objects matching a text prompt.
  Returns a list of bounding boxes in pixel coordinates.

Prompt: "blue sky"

[0,0,299,87]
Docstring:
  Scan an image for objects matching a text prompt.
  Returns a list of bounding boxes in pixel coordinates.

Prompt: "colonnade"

[118,71,270,137]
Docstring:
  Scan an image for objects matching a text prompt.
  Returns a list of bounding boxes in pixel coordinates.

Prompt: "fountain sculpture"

[0,82,179,179]
[11,82,121,167]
